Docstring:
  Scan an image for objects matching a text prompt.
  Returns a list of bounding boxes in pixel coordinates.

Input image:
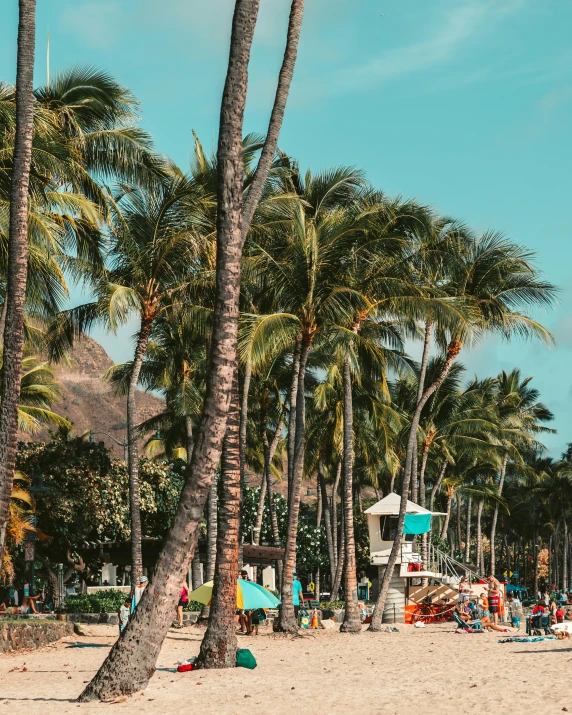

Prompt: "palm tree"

[245,166,374,631]
[489,369,554,574]
[0,64,159,563]
[80,0,300,698]
[0,0,36,566]
[369,228,557,631]
[7,354,71,434]
[49,173,208,584]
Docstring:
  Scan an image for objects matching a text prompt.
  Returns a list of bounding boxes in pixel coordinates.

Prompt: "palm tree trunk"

[191,553,202,590]
[126,318,154,586]
[554,527,560,590]
[199,475,219,621]
[456,492,463,555]
[340,357,360,633]
[0,0,36,565]
[238,359,252,485]
[465,496,472,563]
[253,474,267,541]
[440,489,454,540]
[185,416,194,462]
[287,336,302,502]
[79,2,262,699]
[263,412,284,587]
[476,499,484,574]
[564,522,568,591]
[205,482,218,581]
[330,505,345,601]
[489,453,508,576]
[416,320,432,405]
[279,335,312,631]
[198,374,240,668]
[411,320,432,504]
[241,0,305,234]
[429,460,448,512]
[331,460,341,569]
[253,408,267,543]
[548,534,552,588]
[369,339,461,632]
[318,462,335,585]
[187,417,201,591]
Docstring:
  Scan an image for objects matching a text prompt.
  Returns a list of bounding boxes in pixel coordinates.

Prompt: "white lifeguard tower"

[365,493,456,623]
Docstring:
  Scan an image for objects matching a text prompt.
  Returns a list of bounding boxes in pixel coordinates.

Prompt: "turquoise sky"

[2,0,571,455]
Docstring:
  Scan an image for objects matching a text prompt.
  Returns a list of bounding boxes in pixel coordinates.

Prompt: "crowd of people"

[454,574,514,633]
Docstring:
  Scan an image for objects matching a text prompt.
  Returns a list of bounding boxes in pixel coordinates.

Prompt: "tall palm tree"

[0,64,159,562]
[245,166,372,631]
[489,369,554,574]
[80,0,299,698]
[49,173,208,584]
[369,228,557,631]
[0,0,36,566]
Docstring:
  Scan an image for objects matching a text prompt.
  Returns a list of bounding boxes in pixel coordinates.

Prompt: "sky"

[1,0,571,455]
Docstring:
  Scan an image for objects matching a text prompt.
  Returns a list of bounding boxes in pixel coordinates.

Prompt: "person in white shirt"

[118,596,132,634]
[131,575,148,613]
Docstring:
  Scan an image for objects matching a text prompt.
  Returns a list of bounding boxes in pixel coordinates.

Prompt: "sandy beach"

[1,622,571,714]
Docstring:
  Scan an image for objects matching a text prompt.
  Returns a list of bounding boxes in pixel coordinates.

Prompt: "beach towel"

[403,513,431,535]
[498,636,557,643]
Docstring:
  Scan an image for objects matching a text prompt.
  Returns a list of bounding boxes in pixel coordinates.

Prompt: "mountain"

[35,334,164,457]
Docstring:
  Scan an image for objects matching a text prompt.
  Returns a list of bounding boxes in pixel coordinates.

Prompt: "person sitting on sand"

[19,594,41,614]
[455,606,511,633]
[479,593,489,618]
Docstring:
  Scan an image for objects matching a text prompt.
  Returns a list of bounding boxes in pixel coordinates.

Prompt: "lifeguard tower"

[365,493,465,623]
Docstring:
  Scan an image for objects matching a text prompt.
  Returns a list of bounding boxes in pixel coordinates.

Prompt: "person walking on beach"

[292,569,304,618]
[175,581,189,629]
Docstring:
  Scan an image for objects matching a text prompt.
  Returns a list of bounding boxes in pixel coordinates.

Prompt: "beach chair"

[453,611,484,633]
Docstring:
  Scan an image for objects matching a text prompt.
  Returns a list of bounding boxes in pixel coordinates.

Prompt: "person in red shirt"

[556,606,565,623]
[533,602,546,615]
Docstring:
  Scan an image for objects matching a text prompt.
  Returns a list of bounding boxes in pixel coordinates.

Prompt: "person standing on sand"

[175,581,189,629]
[292,569,304,618]
[488,585,501,626]
[131,575,148,613]
[118,597,131,635]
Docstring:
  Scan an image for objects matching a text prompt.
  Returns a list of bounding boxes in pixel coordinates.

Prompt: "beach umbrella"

[189,579,281,610]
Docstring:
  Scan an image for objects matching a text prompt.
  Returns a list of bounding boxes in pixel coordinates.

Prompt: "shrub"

[183,600,205,612]
[64,589,127,614]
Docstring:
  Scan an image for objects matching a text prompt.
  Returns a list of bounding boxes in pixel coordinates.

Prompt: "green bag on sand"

[236,648,257,670]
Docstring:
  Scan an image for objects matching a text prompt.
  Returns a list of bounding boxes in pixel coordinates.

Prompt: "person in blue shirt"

[292,569,304,617]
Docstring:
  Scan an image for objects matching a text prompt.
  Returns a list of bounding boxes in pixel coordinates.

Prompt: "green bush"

[64,589,127,614]
[183,600,206,612]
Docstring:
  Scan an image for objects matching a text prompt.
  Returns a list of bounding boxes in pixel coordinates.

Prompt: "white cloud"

[60,2,122,49]
[336,0,524,91]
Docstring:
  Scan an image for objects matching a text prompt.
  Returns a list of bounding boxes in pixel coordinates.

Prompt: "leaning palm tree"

[0,0,36,566]
[80,0,303,698]
[369,228,557,631]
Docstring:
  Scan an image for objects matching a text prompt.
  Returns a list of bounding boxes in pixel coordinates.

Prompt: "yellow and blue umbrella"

[189,579,281,610]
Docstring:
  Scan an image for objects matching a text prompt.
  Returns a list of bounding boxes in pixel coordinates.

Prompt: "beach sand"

[1,622,570,714]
